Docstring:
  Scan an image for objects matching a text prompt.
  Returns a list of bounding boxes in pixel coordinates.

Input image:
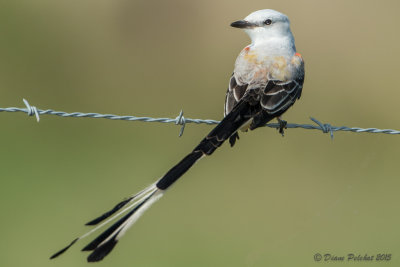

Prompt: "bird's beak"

[230,20,256,29]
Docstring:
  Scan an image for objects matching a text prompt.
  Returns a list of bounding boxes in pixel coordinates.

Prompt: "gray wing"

[224,73,304,117]
[249,75,304,130]
[223,73,304,134]
[260,76,304,115]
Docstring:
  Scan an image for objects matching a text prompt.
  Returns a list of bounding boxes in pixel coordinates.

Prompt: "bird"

[50,9,305,262]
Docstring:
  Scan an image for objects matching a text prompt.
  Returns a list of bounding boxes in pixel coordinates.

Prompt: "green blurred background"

[1,0,399,266]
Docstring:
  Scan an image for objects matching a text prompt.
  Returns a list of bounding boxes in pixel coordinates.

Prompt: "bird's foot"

[277,118,287,137]
[229,132,240,147]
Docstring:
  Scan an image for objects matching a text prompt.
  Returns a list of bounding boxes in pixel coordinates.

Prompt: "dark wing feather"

[224,73,304,141]
[224,74,248,146]
[224,74,247,116]
[260,77,304,115]
[249,75,304,130]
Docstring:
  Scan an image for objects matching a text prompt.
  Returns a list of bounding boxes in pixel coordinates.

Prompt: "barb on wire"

[22,98,40,122]
[1,99,399,138]
[175,110,186,137]
[311,117,334,139]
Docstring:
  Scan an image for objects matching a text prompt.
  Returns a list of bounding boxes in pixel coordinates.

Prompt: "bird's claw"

[277,118,287,137]
[229,132,240,147]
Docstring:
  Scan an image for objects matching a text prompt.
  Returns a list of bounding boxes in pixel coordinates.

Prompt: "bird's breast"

[234,48,302,85]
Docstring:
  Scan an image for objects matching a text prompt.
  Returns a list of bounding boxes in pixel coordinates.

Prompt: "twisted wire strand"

[1,99,399,138]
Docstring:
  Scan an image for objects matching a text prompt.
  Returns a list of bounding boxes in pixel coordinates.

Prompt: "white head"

[231,9,294,45]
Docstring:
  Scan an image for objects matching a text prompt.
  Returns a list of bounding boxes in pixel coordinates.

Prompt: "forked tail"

[50,97,262,262]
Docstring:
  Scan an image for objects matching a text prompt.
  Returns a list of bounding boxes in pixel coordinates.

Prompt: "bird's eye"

[264,19,272,25]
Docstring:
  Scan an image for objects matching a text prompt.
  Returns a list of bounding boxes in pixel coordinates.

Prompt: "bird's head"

[231,9,292,44]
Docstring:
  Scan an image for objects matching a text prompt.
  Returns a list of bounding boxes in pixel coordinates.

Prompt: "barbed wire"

[1,99,399,139]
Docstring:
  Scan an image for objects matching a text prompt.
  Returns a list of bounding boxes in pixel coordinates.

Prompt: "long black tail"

[156,98,255,190]
[50,98,261,262]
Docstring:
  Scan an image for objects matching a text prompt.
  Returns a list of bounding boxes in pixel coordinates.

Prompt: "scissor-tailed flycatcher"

[51,9,304,262]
